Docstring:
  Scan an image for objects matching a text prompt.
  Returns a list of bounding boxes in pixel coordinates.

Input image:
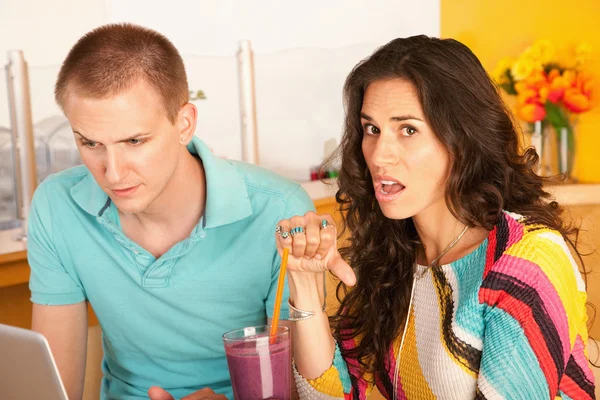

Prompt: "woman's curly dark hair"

[325,35,588,382]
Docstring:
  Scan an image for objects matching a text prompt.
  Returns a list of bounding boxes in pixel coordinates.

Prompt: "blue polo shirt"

[27,137,314,399]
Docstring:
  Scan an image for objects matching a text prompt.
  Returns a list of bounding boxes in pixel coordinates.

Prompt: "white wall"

[0,0,106,128]
[106,0,439,56]
[0,0,107,220]
[1,0,440,181]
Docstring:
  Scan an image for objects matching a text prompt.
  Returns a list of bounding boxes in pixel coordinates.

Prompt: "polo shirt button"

[200,233,206,239]
[133,250,139,255]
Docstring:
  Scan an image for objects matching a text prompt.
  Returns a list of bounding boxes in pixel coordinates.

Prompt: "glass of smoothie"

[222,325,290,400]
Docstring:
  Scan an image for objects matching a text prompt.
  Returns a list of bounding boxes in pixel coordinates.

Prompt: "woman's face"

[361,78,451,221]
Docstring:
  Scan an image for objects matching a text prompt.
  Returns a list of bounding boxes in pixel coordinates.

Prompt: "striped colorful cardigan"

[296,211,595,399]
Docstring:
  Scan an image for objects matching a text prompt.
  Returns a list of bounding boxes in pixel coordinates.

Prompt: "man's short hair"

[55,23,189,123]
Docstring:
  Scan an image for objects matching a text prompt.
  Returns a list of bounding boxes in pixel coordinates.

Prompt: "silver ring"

[320,220,330,230]
[281,231,290,239]
[275,225,282,234]
[290,226,304,237]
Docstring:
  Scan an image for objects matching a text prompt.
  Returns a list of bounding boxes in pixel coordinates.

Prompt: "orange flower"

[547,68,561,81]
[546,87,565,103]
[517,88,540,106]
[582,79,593,97]
[563,88,591,113]
[562,70,577,86]
[524,70,548,90]
[539,86,551,103]
[575,71,593,97]
[498,41,594,122]
[546,73,570,103]
[514,71,548,97]
[514,81,530,94]
[517,102,546,122]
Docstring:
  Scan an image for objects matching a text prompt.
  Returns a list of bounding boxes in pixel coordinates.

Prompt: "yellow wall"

[441,0,600,182]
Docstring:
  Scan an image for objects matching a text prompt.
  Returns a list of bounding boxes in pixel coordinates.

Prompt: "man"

[28,23,314,399]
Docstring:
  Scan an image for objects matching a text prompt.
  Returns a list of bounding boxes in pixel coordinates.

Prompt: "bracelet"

[288,299,327,322]
[288,273,328,322]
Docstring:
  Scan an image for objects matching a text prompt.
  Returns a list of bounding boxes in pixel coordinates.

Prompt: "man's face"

[63,80,186,215]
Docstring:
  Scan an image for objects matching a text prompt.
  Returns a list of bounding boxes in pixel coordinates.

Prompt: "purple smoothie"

[224,329,290,400]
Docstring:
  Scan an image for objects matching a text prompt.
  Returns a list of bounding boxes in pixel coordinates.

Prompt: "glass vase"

[556,124,577,182]
[528,121,557,177]
[527,121,577,182]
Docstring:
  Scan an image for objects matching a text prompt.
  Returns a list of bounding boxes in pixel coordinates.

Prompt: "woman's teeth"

[381,182,398,194]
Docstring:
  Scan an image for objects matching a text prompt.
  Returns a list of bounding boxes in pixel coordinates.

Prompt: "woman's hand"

[275,211,356,286]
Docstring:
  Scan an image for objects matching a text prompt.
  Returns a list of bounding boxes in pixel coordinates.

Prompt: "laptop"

[0,323,68,400]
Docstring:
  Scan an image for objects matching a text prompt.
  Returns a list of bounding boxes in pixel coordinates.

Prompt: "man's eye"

[128,138,147,146]
[82,141,97,148]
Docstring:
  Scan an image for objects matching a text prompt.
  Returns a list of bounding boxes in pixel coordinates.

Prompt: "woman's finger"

[315,215,337,260]
[289,215,307,258]
[303,211,321,258]
[275,219,292,254]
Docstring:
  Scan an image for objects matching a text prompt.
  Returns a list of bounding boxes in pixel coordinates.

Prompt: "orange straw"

[270,247,289,342]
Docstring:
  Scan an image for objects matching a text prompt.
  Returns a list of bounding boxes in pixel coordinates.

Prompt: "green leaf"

[500,82,517,95]
[544,102,569,130]
[503,69,518,95]
[544,63,564,74]
[189,90,207,100]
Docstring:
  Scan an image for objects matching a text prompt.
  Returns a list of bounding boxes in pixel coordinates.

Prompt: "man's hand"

[32,303,88,400]
[148,386,227,400]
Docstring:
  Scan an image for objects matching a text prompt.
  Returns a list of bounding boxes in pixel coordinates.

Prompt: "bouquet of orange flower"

[493,40,593,177]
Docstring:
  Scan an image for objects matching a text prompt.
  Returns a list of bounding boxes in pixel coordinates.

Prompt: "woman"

[276,35,595,399]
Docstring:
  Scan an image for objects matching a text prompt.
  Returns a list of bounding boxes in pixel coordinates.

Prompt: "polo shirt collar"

[70,172,111,217]
[187,136,252,229]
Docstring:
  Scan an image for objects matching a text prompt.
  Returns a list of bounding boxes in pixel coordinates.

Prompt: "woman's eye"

[364,124,380,135]
[402,126,417,136]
